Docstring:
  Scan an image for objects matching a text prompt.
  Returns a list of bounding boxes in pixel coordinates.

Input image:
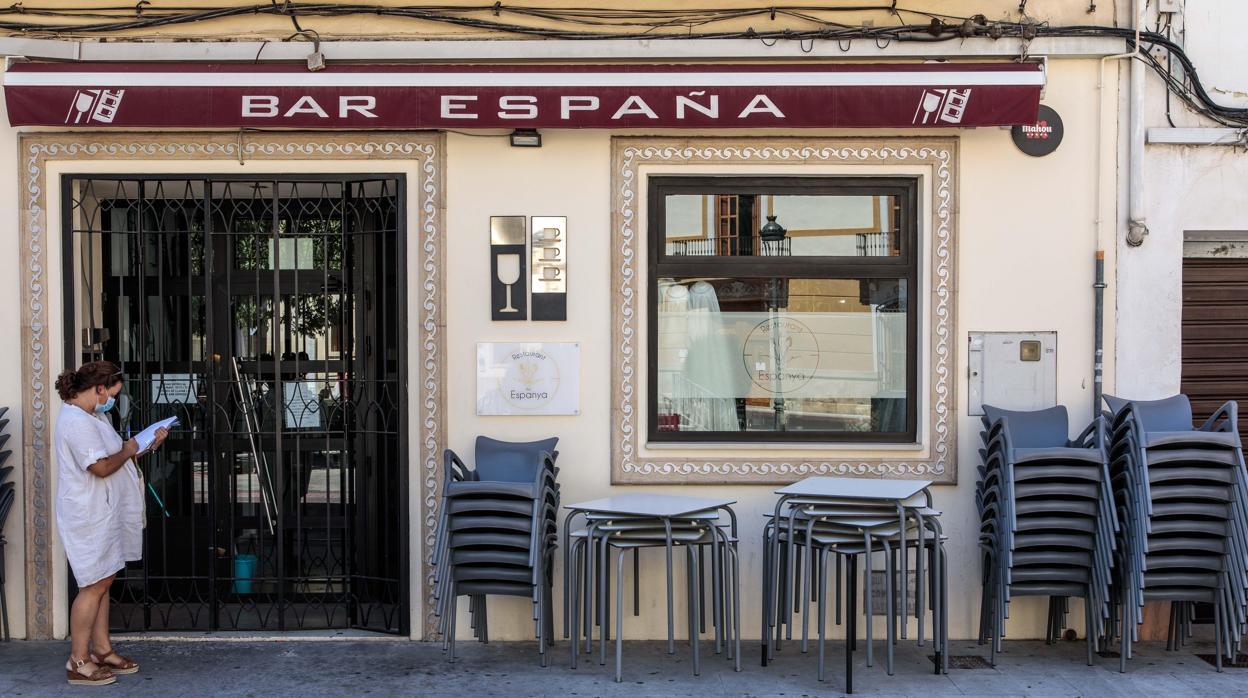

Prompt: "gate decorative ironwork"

[62,175,407,633]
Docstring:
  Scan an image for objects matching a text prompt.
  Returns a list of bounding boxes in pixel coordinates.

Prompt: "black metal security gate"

[62,175,407,633]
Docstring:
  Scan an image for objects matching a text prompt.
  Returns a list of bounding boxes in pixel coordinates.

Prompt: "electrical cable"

[1161,12,1177,129]
[0,3,1243,127]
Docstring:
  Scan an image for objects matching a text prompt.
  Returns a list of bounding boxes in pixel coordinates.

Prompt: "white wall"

[1117,146,1248,399]
[445,58,1111,641]
[1114,1,1248,399]
[1183,1,1248,109]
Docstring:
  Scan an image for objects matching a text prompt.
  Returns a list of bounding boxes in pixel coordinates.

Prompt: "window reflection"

[664,193,900,258]
[655,277,908,435]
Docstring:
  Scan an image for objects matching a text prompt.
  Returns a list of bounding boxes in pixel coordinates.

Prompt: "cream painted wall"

[444,58,1114,642]
[953,57,1114,639]
[0,86,27,640]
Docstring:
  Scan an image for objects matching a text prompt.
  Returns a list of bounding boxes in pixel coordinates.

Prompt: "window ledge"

[644,440,923,452]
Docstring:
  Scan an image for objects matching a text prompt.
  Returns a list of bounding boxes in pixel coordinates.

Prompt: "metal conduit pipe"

[1091,0,1150,411]
[1126,0,1150,247]
[1095,250,1106,412]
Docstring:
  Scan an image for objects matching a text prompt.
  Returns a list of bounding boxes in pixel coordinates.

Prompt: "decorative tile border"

[17,132,445,639]
[610,137,958,485]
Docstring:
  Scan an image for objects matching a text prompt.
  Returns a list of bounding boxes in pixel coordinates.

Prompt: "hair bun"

[55,361,122,402]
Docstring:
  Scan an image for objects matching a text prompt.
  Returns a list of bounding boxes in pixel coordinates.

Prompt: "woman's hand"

[135,428,170,458]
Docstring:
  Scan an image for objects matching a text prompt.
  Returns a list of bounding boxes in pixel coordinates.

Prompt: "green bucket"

[233,554,257,594]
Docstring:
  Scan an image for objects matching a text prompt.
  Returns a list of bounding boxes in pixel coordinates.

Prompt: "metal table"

[763,476,936,693]
[563,493,739,680]
[775,476,931,501]
[564,493,736,519]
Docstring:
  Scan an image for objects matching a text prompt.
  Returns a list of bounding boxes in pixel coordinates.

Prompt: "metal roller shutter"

[1182,257,1248,438]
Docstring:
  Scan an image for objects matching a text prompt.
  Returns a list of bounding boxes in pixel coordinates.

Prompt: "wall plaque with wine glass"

[490,216,528,321]
[531,216,567,321]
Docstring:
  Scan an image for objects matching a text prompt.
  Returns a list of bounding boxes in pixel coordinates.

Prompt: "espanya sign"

[476,342,581,416]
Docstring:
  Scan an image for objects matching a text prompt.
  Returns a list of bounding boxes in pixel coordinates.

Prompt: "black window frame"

[646,175,920,444]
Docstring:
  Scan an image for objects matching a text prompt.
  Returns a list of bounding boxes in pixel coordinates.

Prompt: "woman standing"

[54,361,167,686]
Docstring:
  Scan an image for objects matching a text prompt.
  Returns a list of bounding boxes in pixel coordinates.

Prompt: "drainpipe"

[1091,0,1147,414]
[1093,4,1143,414]
[1126,0,1150,247]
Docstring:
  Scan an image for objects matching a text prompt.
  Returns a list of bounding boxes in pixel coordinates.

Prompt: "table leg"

[847,556,856,695]
[691,547,701,676]
[761,526,770,667]
[584,533,594,654]
[731,538,742,671]
[864,533,874,668]
[665,520,676,655]
[616,548,626,683]
[600,536,609,666]
[634,549,640,617]
[570,541,580,669]
[818,548,827,682]
[562,509,577,639]
[699,545,707,635]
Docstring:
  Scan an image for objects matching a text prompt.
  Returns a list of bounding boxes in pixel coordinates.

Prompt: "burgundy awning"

[4,62,1043,129]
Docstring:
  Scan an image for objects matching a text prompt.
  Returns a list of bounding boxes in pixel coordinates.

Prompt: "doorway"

[62,175,408,633]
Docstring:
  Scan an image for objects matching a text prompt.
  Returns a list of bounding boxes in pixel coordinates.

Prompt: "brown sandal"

[91,649,139,675]
[66,657,116,686]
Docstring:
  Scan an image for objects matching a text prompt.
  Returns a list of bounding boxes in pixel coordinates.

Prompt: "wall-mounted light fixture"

[509,128,542,148]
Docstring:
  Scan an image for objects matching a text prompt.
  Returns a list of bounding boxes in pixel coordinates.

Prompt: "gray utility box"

[967,332,1057,416]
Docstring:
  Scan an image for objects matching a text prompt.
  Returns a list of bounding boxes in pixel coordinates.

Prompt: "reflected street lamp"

[759,214,790,256]
[760,215,790,430]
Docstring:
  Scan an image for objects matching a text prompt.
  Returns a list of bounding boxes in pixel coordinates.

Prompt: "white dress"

[684,281,744,431]
[55,403,145,587]
[661,281,743,432]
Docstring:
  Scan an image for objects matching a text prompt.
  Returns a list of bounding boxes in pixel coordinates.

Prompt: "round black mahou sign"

[1012,105,1064,157]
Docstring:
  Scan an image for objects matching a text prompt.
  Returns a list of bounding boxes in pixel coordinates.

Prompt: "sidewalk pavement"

[1,637,1245,697]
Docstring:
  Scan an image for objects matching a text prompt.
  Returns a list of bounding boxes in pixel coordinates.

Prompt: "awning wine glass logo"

[500,349,560,409]
[65,89,125,124]
[912,88,972,125]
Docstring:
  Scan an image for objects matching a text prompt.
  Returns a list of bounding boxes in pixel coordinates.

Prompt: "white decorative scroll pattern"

[612,140,957,484]
[20,135,444,639]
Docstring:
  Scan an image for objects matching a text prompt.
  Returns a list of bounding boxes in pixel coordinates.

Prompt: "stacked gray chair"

[432,436,560,665]
[0,405,12,641]
[975,405,1117,667]
[1104,394,1248,672]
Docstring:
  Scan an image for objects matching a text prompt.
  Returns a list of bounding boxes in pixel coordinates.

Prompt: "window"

[648,176,918,443]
